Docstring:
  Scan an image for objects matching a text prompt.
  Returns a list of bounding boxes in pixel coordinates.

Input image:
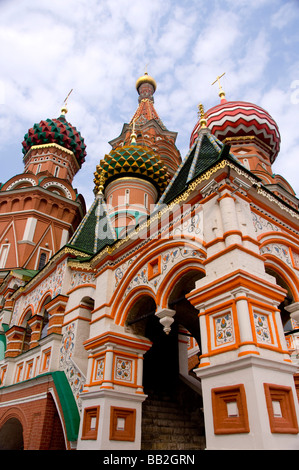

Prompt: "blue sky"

[0,0,299,208]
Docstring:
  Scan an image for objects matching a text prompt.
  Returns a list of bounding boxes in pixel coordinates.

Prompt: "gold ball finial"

[61,104,68,115]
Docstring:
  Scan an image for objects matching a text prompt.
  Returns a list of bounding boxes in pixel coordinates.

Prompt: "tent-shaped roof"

[67,194,116,255]
[158,128,234,206]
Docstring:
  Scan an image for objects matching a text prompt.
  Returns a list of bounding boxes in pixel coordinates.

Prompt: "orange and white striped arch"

[258,232,299,302]
[111,239,206,327]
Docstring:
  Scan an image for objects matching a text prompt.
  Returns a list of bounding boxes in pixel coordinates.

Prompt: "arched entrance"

[125,269,206,450]
[0,418,24,450]
[265,266,295,328]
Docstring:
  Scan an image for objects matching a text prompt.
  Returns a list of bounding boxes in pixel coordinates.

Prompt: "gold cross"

[64,88,73,104]
[211,73,226,99]
[61,89,73,115]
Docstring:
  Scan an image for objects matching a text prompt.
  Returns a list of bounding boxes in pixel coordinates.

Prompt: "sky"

[0,0,299,209]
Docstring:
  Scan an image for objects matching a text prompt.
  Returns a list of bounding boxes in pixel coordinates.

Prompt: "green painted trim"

[0,371,80,441]
[51,371,80,442]
[0,334,5,361]
[0,324,9,361]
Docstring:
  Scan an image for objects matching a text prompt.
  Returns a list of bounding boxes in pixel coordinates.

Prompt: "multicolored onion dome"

[94,143,168,195]
[190,101,281,163]
[22,114,86,167]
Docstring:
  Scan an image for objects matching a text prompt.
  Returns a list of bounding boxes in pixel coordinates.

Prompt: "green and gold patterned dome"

[94,143,169,195]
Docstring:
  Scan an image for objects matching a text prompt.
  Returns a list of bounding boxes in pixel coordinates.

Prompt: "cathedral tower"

[0,103,86,276]
[109,71,182,177]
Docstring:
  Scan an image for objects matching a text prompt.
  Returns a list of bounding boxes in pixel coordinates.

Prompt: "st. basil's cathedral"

[0,71,299,450]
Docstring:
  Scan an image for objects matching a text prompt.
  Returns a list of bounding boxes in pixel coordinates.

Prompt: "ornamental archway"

[123,264,205,395]
[264,259,298,329]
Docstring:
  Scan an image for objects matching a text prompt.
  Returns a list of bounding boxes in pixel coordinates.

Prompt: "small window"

[125,189,130,205]
[54,166,59,178]
[36,164,42,174]
[40,310,49,339]
[144,193,148,209]
[38,252,47,270]
[22,319,32,353]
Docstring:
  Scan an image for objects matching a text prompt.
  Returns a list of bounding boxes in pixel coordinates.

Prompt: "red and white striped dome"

[190,100,281,163]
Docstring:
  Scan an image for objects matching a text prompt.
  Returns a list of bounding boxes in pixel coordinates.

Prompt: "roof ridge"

[157,129,230,206]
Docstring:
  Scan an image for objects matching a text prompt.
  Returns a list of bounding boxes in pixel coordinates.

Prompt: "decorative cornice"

[10,246,91,299]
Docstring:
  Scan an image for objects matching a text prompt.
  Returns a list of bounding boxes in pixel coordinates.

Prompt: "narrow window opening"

[38,252,47,270]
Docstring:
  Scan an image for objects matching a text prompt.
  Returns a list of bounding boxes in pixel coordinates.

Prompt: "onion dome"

[136,71,157,93]
[94,143,169,195]
[22,113,86,167]
[190,100,281,163]
[135,71,157,104]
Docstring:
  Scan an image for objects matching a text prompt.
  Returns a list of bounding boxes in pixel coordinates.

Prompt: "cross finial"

[94,164,105,195]
[211,73,226,100]
[61,88,73,115]
[198,103,207,128]
[130,118,137,144]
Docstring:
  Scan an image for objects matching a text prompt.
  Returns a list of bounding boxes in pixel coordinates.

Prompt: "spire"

[198,103,207,128]
[130,71,166,130]
[211,73,227,103]
[130,119,137,144]
[93,164,105,195]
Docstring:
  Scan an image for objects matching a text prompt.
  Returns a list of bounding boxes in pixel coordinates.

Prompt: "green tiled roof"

[158,129,233,205]
[67,195,116,255]
[11,269,38,281]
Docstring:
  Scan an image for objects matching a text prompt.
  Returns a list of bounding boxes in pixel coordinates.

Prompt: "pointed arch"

[115,285,156,327]
[111,239,205,322]
[157,259,205,309]
[263,255,299,302]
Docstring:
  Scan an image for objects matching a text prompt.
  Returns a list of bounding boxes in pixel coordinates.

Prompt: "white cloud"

[192,11,241,65]
[0,0,298,203]
[271,1,299,29]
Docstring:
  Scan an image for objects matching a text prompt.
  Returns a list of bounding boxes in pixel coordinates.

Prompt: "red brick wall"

[0,377,67,450]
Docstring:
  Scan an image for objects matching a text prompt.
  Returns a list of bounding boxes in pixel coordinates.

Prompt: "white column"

[22,217,37,242]
[102,345,114,389]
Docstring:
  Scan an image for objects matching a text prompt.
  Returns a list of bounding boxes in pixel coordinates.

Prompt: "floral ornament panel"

[123,246,204,298]
[252,212,280,234]
[11,259,67,325]
[114,357,133,382]
[70,271,96,289]
[254,313,272,344]
[215,312,235,346]
[260,244,292,267]
[95,358,104,382]
[59,322,86,412]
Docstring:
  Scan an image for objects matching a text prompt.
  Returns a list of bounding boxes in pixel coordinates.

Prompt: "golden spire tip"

[211,73,226,100]
[61,88,73,115]
[198,103,207,128]
[130,119,137,144]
